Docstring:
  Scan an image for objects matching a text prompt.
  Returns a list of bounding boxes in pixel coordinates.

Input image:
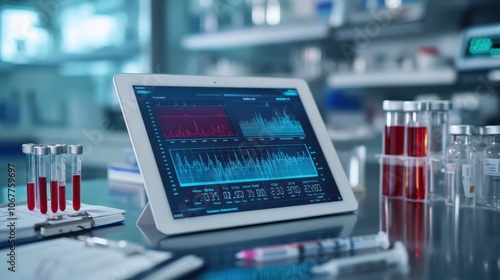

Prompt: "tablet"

[113,74,358,235]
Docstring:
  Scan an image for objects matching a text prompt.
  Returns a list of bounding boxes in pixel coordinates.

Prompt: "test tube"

[22,143,36,210]
[34,145,49,214]
[57,144,68,211]
[69,144,83,211]
[381,100,405,197]
[404,101,430,202]
[48,144,62,213]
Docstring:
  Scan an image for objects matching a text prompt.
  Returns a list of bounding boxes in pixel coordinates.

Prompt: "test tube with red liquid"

[57,144,67,211]
[34,145,49,214]
[381,101,405,197]
[69,144,83,211]
[48,145,61,213]
[22,143,36,210]
[403,101,429,202]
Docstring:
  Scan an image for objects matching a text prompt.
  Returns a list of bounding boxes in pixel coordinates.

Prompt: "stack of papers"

[1,238,171,279]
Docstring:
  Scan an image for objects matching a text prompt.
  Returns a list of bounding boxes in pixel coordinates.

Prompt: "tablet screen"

[133,86,343,219]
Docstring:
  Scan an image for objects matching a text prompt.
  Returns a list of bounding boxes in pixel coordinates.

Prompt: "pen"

[311,241,408,276]
[235,231,389,262]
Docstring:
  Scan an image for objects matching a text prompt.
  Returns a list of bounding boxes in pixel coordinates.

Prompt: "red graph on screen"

[156,107,235,139]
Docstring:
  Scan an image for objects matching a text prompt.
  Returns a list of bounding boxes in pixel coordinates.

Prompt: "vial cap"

[34,145,49,156]
[22,143,36,154]
[473,126,484,135]
[428,100,451,111]
[69,144,83,155]
[403,101,430,111]
[448,125,474,135]
[484,125,500,135]
[47,144,62,154]
[56,144,68,154]
[382,100,404,111]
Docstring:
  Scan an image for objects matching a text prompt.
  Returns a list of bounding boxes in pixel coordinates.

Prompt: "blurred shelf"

[1,45,140,67]
[334,22,424,41]
[181,21,330,50]
[328,68,457,88]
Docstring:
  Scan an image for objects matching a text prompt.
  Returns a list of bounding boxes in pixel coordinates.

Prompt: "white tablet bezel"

[113,74,358,235]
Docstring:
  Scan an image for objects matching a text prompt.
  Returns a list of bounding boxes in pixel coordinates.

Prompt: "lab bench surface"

[2,163,499,279]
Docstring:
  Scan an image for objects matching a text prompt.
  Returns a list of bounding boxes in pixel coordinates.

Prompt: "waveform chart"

[156,104,235,139]
[232,102,305,138]
[170,144,318,187]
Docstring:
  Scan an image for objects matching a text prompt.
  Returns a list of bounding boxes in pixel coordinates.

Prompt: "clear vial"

[483,125,500,210]
[428,100,451,156]
[381,100,405,197]
[472,127,488,209]
[427,100,451,202]
[445,125,476,208]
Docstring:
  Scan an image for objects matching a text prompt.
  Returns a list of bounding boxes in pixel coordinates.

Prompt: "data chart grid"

[232,102,305,138]
[170,144,318,187]
[156,103,235,139]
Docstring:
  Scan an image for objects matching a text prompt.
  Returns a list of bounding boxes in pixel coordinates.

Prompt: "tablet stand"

[136,202,155,226]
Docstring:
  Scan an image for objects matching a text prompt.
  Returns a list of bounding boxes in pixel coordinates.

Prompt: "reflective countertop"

[3,163,499,279]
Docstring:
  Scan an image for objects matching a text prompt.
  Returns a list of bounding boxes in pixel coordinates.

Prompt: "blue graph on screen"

[232,102,305,138]
[170,144,318,187]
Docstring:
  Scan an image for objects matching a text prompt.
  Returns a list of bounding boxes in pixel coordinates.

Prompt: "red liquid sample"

[380,198,404,240]
[39,177,47,214]
[382,163,405,196]
[72,175,81,211]
[59,186,66,211]
[50,181,59,213]
[384,126,405,155]
[406,126,428,157]
[406,164,427,201]
[406,126,428,201]
[406,202,426,259]
[382,126,405,196]
[27,182,35,210]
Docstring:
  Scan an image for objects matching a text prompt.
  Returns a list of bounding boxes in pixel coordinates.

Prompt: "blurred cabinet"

[0,0,151,131]
[174,0,500,148]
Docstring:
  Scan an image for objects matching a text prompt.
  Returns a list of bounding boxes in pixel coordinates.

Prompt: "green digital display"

[467,37,500,58]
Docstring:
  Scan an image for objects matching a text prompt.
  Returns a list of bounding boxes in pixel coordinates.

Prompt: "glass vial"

[48,144,61,213]
[428,100,452,155]
[22,143,36,210]
[472,127,488,209]
[381,100,405,197]
[57,144,67,211]
[445,125,476,208]
[404,101,430,201]
[483,125,500,210]
[427,100,451,202]
[70,144,83,211]
[34,145,49,214]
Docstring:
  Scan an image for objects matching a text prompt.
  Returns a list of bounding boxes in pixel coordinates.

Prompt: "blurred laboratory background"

[1,0,500,184]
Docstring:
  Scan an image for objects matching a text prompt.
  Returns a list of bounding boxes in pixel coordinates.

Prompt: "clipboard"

[0,200,125,247]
